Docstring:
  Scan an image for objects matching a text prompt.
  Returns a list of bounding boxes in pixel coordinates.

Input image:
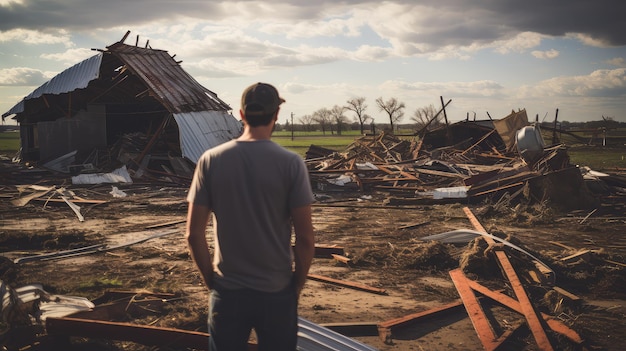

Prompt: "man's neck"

[238,125,273,141]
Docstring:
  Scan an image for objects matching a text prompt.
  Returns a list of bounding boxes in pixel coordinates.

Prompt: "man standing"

[186,82,315,351]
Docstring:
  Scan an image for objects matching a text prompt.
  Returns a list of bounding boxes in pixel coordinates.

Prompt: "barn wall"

[38,105,107,161]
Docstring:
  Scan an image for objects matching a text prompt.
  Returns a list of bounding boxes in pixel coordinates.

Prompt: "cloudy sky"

[1,0,625,126]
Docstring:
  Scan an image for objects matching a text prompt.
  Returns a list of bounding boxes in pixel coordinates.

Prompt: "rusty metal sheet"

[107,42,231,114]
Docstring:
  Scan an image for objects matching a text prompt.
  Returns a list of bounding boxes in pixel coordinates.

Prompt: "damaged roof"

[2,54,103,118]
[3,41,230,119]
[105,42,230,114]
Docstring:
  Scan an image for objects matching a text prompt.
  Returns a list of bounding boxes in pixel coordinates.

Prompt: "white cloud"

[0,29,72,46]
[260,15,364,39]
[352,45,392,62]
[380,80,505,98]
[493,32,543,54]
[40,48,96,64]
[606,57,626,67]
[0,0,23,6]
[531,49,560,59]
[568,33,614,48]
[0,67,51,86]
[519,68,626,98]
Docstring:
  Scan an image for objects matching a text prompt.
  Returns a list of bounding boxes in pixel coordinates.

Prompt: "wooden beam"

[462,272,583,345]
[331,254,351,264]
[307,273,387,295]
[377,300,464,343]
[560,250,591,264]
[397,221,430,230]
[449,269,506,351]
[463,207,555,351]
[319,322,379,337]
[46,317,211,350]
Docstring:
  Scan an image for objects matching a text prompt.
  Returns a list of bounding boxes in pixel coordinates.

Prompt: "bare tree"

[330,105,348,135]
[411,104,442,132]
[298,114,314,132]
[375,97,405,132]
[346,97,371,134]
[312,108,332,135]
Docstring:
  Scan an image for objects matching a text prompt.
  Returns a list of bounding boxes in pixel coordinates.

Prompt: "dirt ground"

[1,164,626,350]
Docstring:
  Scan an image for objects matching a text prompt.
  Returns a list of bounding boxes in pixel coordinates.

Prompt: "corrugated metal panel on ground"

[173,111,242,163]
[107,43,231,114]
[2,54,103,118]
[297,317,379,351]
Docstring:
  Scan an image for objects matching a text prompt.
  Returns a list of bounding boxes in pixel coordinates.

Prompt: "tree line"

[279,96,449,135]
[276,96,625,135]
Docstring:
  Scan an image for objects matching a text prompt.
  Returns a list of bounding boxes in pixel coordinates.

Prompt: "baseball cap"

[241,82,285,116]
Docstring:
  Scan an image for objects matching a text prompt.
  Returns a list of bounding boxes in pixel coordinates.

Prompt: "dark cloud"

[0,0,227,31]
[1,0,625,47]
[484,0,626,46]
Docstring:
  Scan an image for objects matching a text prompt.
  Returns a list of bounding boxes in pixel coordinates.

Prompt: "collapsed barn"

[1,31,241,178]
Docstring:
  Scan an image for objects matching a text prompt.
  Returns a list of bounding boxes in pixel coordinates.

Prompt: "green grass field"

[1,130,624,170]
[567,146,626,170]
[0,131,20,153]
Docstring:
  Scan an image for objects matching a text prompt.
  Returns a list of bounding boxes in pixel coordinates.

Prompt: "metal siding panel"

[297,317,379,351]
[173,111,242,163]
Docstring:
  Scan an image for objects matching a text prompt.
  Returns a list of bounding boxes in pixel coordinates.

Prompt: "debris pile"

[5,130,195,188]
[306,110,622,212]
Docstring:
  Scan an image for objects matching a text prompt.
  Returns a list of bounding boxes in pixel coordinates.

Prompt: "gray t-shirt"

[187,139,314,292]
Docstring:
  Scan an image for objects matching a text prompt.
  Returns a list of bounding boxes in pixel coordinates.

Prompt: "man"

[186,82,315,351]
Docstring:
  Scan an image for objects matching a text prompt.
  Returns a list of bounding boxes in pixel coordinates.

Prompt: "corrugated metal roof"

[107,42,231,114]
[2,53,102,118]
[297,317,379,351]
[173,111,242,163]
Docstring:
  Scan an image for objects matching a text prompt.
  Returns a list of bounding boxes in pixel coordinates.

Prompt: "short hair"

[244,107,277,127]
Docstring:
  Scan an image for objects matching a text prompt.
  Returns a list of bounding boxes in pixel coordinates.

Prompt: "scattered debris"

[305,110,624,213]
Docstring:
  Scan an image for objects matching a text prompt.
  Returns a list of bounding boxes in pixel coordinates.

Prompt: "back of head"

[241,82,285,126]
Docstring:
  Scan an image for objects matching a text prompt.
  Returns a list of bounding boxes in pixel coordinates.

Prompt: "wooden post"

[552,108,559,144]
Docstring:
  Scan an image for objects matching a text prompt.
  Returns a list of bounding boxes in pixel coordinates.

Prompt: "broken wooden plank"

[144,219,186,230]
[32,198,107,204]
[560,250,591,264]
[319,322,379,337]
[548,241,576,251]
[604,259,626,267]
[307,273,387,295]
[46,316,213,350]
[449,269,506,351]
[459,270,583,345]
[377,300,465,343]
[552,287,582,304]
[331,254,351,264]
[397,221,430,230]
[463,207,555,351]
[579,208,597,224]
[11,185,55,206]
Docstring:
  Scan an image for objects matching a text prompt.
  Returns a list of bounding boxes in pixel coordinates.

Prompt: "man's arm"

[291,205,315,297]
[185,202,214,289]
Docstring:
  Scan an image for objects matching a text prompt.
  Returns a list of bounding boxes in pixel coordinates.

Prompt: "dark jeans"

[208,283,298,351]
